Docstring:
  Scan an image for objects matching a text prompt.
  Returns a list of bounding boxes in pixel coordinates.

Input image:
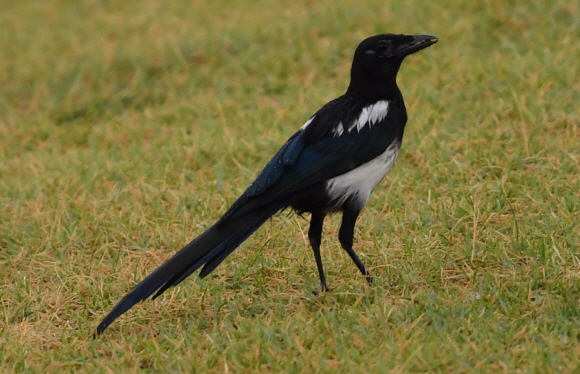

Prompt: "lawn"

[1,0,579,372]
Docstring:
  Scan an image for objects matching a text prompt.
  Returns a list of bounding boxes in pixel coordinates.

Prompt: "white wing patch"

[332,121,344,137]
[301,115,316,130]
[326,139,401,208]
[347,100,390,133]
[307,101,389,138]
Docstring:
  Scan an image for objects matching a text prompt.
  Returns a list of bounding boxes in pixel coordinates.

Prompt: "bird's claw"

[312,284,330,296]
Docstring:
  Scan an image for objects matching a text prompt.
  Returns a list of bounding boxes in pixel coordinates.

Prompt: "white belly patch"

[326,140,401,208]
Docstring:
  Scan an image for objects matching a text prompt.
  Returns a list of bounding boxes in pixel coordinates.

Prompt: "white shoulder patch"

[332,121,345,137]
[301,115,316,130]
[348,100,389,133]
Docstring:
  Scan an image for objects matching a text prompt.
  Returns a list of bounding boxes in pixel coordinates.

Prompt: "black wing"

[219,95,404,221]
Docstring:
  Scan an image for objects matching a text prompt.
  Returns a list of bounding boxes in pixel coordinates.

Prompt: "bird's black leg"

[308,213,329,292]
[339,206,372,284]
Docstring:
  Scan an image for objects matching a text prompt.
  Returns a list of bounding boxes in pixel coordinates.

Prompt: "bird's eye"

[376,40,392,53]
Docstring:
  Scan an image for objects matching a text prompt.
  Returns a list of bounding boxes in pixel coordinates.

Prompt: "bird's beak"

[395,34,438,57]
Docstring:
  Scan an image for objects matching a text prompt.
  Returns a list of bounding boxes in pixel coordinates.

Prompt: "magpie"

[96,33,438,334]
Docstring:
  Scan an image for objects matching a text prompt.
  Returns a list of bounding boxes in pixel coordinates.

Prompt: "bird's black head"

[347,34,438,100]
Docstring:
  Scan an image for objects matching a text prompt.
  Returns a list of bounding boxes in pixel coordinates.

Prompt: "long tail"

[96,200,283,334]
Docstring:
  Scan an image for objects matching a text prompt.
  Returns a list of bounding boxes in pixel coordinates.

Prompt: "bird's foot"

[312,283,330,296]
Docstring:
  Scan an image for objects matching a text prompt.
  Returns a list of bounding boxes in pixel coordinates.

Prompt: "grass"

[1,0,579,372]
